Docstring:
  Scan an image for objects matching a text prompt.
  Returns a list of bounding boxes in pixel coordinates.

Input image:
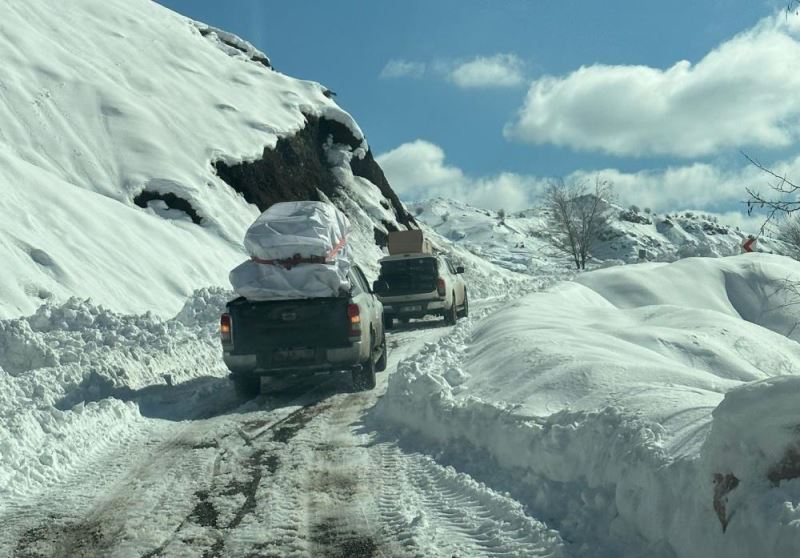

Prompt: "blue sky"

[156,0,800,222]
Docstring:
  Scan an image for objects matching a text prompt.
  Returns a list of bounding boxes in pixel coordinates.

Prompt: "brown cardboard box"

[387,230,432,255]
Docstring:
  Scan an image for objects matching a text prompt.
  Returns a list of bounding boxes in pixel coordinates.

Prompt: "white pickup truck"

[373,253,468,328]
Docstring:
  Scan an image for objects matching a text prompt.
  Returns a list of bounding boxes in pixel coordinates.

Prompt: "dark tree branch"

[742,152,800,194]
[742,151,800,238]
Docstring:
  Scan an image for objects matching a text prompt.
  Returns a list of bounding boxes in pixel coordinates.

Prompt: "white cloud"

[566,154,800,214]
[376,140,800,226]
[448,53,524,89]
[379,59,426,79]
[375,140,543,210]
[379,53,525,88]
[505,15,800,157]
[375,140,464,192]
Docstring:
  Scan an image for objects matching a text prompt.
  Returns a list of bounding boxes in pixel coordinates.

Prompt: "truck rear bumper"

[382,298,446,319]
[224,344,362,376]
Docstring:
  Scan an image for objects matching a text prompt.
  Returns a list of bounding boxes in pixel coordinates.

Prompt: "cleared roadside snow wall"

[377,254,800,558]
[0,289,232,500]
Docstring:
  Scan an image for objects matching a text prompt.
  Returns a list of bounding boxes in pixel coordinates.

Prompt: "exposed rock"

[195,24,272,69]
[133,191,202,224]
[767,444,800,486]
[712,472,739,533]
[619,209,652,225]
[213,115,416,232]
[350,148,416,230]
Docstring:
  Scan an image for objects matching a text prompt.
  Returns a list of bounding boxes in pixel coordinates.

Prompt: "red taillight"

[347,304,361,340]
[437,277,446,297]
[220,313,232,344]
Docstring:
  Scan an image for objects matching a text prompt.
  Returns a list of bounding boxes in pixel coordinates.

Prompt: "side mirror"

[372,280,389,295]
[456,266,465,274]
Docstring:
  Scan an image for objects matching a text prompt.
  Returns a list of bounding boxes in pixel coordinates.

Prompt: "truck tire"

[444,293,458,325]
[352,350,377,391]
[375,332,387,372]
[458,290,469,318]
[230,373,260,399]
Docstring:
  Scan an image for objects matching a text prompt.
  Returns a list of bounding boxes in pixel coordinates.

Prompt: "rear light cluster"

[220,313,232,344]
[437,277,446,297]
[347,303,361,340]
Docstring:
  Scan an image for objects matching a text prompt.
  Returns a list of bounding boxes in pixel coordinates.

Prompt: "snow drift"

[377,253,800,558]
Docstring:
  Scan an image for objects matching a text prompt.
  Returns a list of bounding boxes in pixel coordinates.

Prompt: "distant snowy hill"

[411,197,785,274]
[0,0,412,318]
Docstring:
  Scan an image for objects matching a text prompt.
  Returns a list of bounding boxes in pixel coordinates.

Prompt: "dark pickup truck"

[221,265,386,396]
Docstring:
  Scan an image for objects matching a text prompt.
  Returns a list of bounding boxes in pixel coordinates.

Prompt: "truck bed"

[226,296,351,356]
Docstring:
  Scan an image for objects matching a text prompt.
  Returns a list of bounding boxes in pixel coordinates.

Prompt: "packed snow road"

[3,302,561,558]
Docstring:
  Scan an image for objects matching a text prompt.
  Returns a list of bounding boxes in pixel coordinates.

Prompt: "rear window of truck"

[380,258,438,277]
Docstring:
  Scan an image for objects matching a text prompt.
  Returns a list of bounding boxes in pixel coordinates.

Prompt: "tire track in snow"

[371,443,564,558]
[7,376,340,557]
[250,383,563,558]
[139,390,341,557]
[11,414,232,558]
[303,395,399,558]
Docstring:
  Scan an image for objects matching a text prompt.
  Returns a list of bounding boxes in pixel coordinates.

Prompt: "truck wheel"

[458,291,469,318]
[352,352,377,391]
[444,293,458,325]
[230,373,260,399]
[375,332,387,372]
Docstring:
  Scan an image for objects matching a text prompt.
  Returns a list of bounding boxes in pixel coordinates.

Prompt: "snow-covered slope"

[411,197,784,274]
[0,0,407,318]
[378,253,800,558]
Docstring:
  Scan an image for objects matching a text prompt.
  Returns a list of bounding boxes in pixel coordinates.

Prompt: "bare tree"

[744,151,800,317]
[778,213,800,260]
[543,176,614,270]
[742,6,800,232]
[743,152,800,236]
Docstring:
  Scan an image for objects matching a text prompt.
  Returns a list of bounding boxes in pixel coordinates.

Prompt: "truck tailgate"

[229,297,350,354]
[379,257,438,296]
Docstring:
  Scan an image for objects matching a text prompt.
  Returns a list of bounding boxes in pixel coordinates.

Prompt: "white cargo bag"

[244,201,350,261]
[229,259,350,300]
[230,201,352,300]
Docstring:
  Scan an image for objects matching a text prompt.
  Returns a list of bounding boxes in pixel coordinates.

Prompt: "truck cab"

[374,253,468,327]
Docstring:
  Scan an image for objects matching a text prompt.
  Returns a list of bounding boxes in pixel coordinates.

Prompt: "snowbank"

[0,289,231,501]
[377,254,800,557]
